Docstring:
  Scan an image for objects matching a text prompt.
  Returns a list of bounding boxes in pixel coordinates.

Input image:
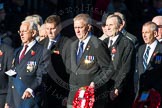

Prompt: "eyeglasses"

[18,30,31,34]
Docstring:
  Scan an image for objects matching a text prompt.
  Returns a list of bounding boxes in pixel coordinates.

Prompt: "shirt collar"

[50,33,61,43]
[109,34,119,44]
[22,40,36,54]
[146,40,158,50]
[78,32,92,51]
[26,40,36,48]
[158,38,162,42]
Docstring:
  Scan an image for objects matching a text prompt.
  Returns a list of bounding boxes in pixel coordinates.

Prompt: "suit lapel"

[147,43,160,70]
[104,38,109,48]
[44,38,49,49]
[51,37,61,51]
[113,33,122,46]
[140,45,146,73]
[79,38,92,64]
[14,47,22,66]
[109,33,122,50]
[15,43,38,74]
[71,40,79,72]
[21,43,38,63]
[71,36,94,72]
[109,34,122,65]
[122,30,127,36]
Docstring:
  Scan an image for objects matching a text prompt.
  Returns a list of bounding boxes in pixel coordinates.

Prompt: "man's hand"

[62,97,68,106]
[22,90,32,99]
[110,89,119,100]
[89,82,95,88]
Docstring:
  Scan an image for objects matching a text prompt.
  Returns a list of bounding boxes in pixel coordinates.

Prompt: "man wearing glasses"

[5,20,51,108]
[152,16,162,43]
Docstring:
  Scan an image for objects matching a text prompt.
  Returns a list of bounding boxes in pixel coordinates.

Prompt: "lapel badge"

[0,50,3,57]
[27,61,36,72]
[153,51,158,57]
[86,45,90,51]
[111,47,117,54]
[84,55,94,64]
[111,47,116,61]
[31,50,36,56]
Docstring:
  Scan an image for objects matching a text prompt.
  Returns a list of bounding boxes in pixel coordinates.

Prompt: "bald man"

[152,16,162,42]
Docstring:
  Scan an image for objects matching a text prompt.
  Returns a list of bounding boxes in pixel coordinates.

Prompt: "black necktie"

[48,41,55,49]
[19,45,28,63]
[109,40,113,48]
[77,41,84,63]
[143,46,151,71]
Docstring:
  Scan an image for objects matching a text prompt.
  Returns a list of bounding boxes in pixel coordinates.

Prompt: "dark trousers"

[0,94,6,108]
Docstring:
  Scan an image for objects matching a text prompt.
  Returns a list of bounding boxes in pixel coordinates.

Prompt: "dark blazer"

[136,41,162,98]
[122,30,139,49]
[39,35,71,108]
[0,43,13,107]
[6,42,51,108]
[39,35,71,75]
[67,35,114,108]
[103,32,136,108]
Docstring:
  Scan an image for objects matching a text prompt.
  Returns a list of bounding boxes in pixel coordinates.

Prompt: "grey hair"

[143,21,158,32]
[21,20,38,31]
[73,13,92,25]
[107,14,123,28]
[114,12,126,21]
[32,14,43,26]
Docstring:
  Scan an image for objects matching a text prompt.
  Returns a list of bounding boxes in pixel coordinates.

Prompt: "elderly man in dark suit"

[66,13,114,108]
[103,14,136,108]
[135,21,162,107]
[39,15,71,108]
[0,43,13,108]
[5,20,51,108]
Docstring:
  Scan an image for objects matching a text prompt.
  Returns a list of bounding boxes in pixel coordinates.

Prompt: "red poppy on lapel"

[0,50,3,57]
[111,47,117,54]
[31,50,36,56]
[153,51,159,57]
[53,50,60,55]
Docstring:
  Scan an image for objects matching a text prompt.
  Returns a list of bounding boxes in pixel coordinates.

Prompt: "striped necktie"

[143,46,151,71]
